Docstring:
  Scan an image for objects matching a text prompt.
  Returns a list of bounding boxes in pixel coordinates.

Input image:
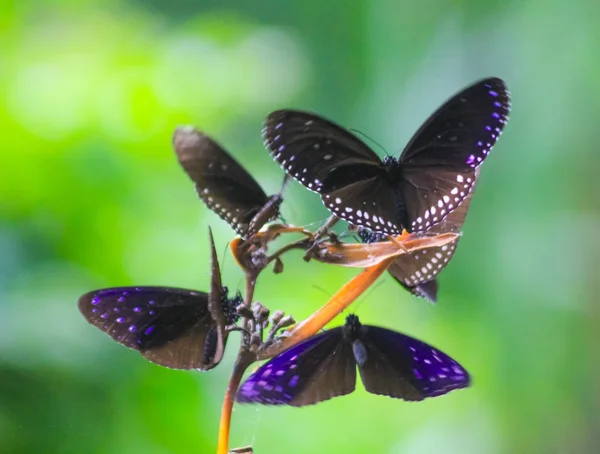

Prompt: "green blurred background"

[2,1,599,453]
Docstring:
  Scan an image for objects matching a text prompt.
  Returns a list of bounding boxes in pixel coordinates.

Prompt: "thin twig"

[216,349,255,454]
[266,238,311,264]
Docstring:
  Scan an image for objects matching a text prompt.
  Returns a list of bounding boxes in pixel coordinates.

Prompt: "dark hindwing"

[322,176,406,234]
[385,168,479,298]
[386,238,458,291]
[393,279,439,303]
[173,128,274,238]
[78,287,218,370]
[236,328,356,407]
[358,326,470,400]
[397,78,509,232]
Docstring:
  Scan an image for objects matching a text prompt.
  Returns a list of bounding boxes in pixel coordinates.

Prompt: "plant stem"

[257,255,396,360]
[216,350,255,454]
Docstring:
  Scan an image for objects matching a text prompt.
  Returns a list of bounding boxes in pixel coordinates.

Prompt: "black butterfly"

[237,314,469,406]
[77,229,242,370]
[173,127,284,240]
[357,170,479,303]
[263,78,509,235]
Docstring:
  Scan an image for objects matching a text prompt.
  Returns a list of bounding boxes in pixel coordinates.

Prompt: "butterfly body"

[237,315,469,406]
[263,78,510,235]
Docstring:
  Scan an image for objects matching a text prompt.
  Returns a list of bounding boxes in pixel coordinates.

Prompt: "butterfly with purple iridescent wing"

[77,229,242,370]
[263,78,510,235]
[237,315,469,406]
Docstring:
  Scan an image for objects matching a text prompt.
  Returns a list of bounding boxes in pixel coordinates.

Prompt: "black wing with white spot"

[173,127,280,239]
[236,327,356,407]
[397,77,510,233]
[263,110,382,193]
[357,325,470,400]
[393,277,439,303]
[386,239,458,291]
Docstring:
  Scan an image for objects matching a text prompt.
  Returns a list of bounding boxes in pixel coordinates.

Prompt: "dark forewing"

[173,127,271,238]
[398,78,509,232]
[263,110,382,194]
[78,287,218,369]
[236,328,356,406]
[358,325,470,400]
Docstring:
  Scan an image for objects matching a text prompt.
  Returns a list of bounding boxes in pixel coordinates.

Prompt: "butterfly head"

[220,286,243,324]
[342,314,365,342]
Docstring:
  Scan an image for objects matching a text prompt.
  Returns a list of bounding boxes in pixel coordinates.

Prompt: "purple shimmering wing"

[399,78,510,233]
[357,325,470,400]
[78,286,221,370]
[236,328,356,406]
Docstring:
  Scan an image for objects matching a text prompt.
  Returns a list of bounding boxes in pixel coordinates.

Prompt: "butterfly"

[173,126,284,240]
[77,229,242,370]
[357,170,479,303]
[236,314,469,406]
[262,78,509,235]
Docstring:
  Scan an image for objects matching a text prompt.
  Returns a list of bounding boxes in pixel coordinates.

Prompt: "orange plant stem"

[258,255,396,360]
[217,350,254,454]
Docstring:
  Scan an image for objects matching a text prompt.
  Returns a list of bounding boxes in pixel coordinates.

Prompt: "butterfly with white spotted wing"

[77,229,241,370]
[263,78,510,235]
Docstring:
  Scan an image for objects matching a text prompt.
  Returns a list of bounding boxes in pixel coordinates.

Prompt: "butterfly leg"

[229,447,253,454]
[386,235,408,252]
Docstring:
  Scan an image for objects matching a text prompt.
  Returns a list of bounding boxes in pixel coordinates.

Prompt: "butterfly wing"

[357,325,470,400]
[394,279,438,303]
[398,78,510,232]
[173,127,276,238]
[263,110,383,193]
[206,227,230,367]
[236,328,356,406]
[385,168,479,299]
[78,287,221,370]
[264,110,409,232]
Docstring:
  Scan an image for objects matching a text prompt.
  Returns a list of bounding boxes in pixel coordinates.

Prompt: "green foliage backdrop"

[2,1,599,453]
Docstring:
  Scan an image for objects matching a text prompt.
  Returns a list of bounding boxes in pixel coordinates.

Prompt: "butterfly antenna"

[235,276,244,295]
[275,174,292,223]
[220,241,229,274]
[352,279,386,314]
[311,284,333,299]
[279,173,291,195]
[348,128,389,157]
